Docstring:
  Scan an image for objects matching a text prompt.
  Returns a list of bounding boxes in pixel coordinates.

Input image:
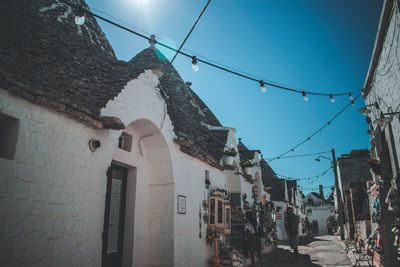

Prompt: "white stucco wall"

[272,201,288,240]
[365,3,400,175]
[305,205,335,235]
[0,69,245,267]
[0,89,116,267]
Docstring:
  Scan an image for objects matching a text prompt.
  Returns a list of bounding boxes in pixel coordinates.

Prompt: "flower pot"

[244,167,252,176]
[224,156,235,166]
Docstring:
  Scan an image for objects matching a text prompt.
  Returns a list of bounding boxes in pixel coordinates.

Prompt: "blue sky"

[86,0,383,197]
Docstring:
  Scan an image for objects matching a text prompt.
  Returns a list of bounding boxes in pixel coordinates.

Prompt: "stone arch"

[110,119,175,266]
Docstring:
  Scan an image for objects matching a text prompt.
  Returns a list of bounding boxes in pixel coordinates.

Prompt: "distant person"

[285,207,300,261]
[245,211,265,267]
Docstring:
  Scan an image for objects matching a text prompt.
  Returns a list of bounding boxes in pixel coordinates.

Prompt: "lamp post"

[315,149,345,240]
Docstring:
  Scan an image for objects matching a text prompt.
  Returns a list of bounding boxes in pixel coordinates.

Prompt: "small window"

[0,113,19,159]
[118,132,132,152]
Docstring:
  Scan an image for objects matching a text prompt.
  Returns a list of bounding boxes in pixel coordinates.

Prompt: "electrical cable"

[276,167,331,181]
[57,0,361,98]
[56,0,363,164]
[171,0,211,63]
[263,151,331,160]
[267,94,361,162]
[300,185,334,191]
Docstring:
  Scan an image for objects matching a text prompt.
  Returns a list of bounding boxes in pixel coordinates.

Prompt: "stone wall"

[365,3,400,173]
[0,89,116,266]
[0,68,258,266]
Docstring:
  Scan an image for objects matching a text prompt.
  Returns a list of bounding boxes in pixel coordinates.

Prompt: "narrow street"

[247,236,352,267]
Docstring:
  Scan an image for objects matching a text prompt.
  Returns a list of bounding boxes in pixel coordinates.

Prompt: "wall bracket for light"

[358,102,380,115]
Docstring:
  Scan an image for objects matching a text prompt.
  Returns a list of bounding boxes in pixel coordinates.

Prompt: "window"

[118,132,132,152]
[0,113,19,159]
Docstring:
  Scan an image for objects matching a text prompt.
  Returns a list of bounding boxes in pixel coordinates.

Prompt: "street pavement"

[245,235,352,267]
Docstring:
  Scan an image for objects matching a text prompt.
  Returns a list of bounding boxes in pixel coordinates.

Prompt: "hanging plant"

[223,145,237,156]
[240,159,258,168]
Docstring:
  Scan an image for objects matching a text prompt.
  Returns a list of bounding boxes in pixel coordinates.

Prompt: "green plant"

[240,159,258,168]
[223,145,237,156]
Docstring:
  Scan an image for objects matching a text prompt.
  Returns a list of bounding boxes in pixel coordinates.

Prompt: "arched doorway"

[102,119,174,267]
[326,215,337,235]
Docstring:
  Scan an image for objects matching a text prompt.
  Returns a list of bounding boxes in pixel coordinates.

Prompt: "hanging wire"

[300,185,334,191]
[263,150,331,160]
[56,0,363,163]
[267,94,361,162]
[57,0,361,98]
[276,167,331,181]
[171,0,211,63]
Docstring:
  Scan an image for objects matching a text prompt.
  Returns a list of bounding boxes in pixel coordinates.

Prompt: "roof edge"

[363,0,395,96]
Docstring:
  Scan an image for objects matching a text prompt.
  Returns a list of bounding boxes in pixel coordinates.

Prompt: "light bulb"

[330,94,335,103]
[75,16,85,26]
[327,121,332,127]
[349,93,353,100]
[260,80,266,93]
[191,56,199,72]
[302,91,308,101]
[351,100,355,106]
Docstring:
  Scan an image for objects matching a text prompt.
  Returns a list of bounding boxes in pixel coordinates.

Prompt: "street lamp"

[315,155,332,164]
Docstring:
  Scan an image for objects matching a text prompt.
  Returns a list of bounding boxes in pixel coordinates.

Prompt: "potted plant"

[223,145,237,166]
[241,159,257,175]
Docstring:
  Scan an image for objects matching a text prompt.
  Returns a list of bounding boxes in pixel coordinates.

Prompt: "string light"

[349,93,354,100]
[56,0,365,163]
[267,94,361,162]
[74,16,85,25]
[260,80,267,93]
[276,167,331,181]
[327,121,331,127]
[330,94,335,103]
[191,56,199,72]
[351,100,355,106]
[57,0,361,99]
[302,91,309,101]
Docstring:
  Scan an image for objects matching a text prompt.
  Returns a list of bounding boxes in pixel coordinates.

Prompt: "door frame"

[102,164,128,267]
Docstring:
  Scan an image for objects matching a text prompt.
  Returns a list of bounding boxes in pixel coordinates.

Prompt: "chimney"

[319,185,324,199]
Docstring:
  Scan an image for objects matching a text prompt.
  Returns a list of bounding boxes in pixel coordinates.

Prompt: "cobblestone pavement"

[246,235,352,267]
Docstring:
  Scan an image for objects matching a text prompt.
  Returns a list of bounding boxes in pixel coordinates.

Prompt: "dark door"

[102,165,127,267]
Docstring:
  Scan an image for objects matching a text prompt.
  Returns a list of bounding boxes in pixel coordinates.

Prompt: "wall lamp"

[373,112,400,127]
[358,102,380,116]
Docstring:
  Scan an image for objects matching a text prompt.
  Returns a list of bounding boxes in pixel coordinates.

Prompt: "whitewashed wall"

[306,205,335,235]
[0,68,247,267]
[365,4,400,175]
[0,89,116,267]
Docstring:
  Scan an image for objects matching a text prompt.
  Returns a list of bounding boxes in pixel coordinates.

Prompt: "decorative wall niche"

[0,112,19,159]
[118,132,133,152]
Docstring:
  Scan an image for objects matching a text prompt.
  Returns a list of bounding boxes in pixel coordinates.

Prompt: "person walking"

[285,207,300,261]
[245,211,265,267]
